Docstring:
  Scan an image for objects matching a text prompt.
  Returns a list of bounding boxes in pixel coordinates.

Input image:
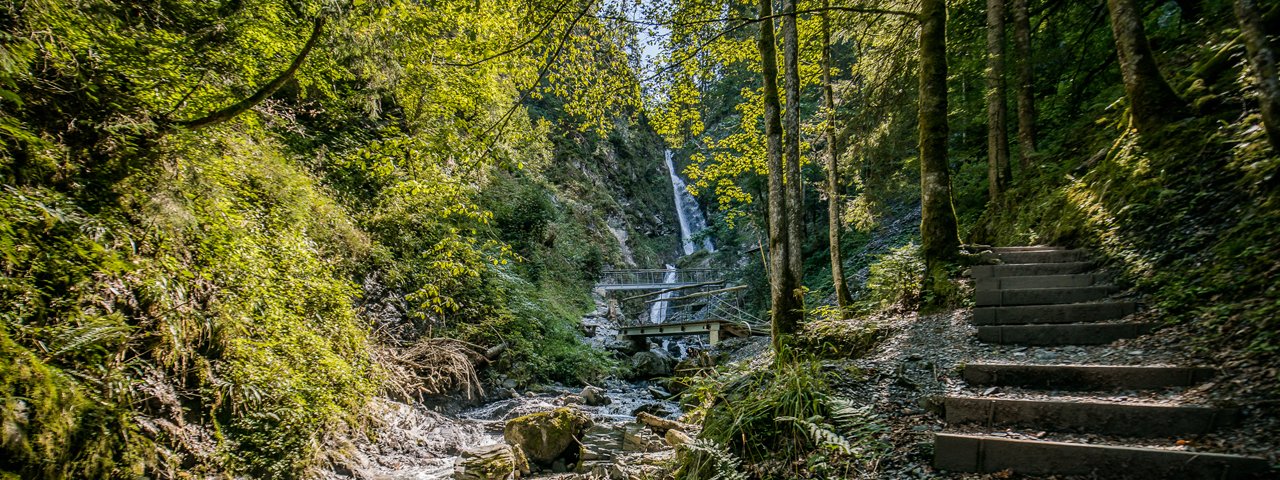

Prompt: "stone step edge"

[971,301,1138,325]
[933,433,1273,479]
[976,322,1159,345]
[974,285,1118,307]
[943,396,1239,436]
[963,363,1216,389]
[970,262,1095,279]
[975,273,1114,292]
[985,250,1092,265]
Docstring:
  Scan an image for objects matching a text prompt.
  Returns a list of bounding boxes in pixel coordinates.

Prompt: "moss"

[502,407,591,463]
[0,326,149,478]
[974,116,1280,390]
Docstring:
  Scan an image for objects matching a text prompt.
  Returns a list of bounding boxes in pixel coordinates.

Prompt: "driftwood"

[380,338,490,401]
[635,412,694,434]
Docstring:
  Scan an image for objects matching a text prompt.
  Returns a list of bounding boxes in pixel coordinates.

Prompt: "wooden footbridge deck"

[597,268,766,345]
[618,318,767,345]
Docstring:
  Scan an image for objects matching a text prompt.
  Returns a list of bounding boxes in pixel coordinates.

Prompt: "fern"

[680,438,748,480]
[777,415,854,454]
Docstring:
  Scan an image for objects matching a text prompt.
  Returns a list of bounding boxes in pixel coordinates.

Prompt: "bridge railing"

[596,268,723,287]
[624,292,764,329]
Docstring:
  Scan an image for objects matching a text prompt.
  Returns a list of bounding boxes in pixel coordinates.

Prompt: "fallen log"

[635,412,695,434]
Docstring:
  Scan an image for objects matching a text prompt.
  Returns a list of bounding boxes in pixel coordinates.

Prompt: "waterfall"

[648,265,677,324]
[665,150,716,255]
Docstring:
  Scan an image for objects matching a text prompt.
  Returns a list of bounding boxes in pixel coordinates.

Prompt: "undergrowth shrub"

[861,243,924,310]
[795,307,886,359]
[679,356,889,479]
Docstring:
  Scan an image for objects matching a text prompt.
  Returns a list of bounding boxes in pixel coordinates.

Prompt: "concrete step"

[943,396,1239,436]
[963,363,1217,390]
[985,249,1091,264]
[976,323,1158,345]
[970,262,1093,278]
[989,245,1066,253]
[934,434,1273,479]
[975,273,1109,291]
[975,285,1117,307]
[972,302,1136,325]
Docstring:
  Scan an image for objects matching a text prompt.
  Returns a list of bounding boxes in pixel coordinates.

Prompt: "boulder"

[581,385,611,406]
[503,407,593,464]
[453,443,529,480]
[628,351,673,379]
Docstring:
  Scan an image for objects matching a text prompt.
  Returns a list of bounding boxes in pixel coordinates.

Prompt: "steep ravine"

[327,143,719,479]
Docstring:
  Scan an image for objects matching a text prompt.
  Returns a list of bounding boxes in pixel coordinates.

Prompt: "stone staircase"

[933,246,1273,479]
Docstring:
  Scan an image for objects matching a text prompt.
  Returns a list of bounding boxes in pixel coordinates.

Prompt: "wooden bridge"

[594,268,724,291]
[615,292,767,346]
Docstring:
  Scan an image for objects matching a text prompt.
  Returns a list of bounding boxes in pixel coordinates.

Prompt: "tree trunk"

[1236,0,1280,150]
[1012,0,1036,168]
[986,0,1011,202]
[822,0,854,309]
[1105,0,1187,135]
[782,0,805,317]
[919,0,961,265]
[759,0,799,349]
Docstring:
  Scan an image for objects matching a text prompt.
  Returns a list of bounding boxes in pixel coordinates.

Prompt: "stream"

[339,149,716,479]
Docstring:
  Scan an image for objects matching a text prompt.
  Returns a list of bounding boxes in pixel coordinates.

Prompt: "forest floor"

[818,303,1280,479]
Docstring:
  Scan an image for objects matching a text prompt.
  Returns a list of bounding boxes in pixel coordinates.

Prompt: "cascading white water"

[648,265,677,324]
[665,150,715,255]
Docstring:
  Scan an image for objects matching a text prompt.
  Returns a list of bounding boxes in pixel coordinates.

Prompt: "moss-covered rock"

[502,407,592,464]
[452,443,530,480]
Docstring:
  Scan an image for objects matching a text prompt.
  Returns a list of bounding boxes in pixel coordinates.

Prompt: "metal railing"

[595,268,723,288]
[625,291,765,331]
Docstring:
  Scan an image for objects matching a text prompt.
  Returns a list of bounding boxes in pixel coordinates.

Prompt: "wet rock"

[582,385,611,406]
[630,403,672,418]
[622,424,666,452]
[578,424,623,462]
[502,407,593,464]
[555,394,585,406]
[627,351,674,379]
[453,443,530,480]
[647,386,674,400]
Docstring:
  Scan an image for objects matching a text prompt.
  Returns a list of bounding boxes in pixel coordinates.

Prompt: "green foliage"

[862,243,925,310]
[976,116,1280,384]
[681,356,889,478]
[793,311,886,359]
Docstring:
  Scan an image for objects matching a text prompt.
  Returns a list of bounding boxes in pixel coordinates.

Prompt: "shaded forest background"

[1,0,1278,478]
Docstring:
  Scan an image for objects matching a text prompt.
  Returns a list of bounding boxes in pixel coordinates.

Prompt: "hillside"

[2,0,1279,479]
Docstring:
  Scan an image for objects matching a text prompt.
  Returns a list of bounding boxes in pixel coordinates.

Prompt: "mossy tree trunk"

[759,0,801,348]
[986,0,1011,202]
[1012,0,1036,168]
[822,0,854,309]
[1105,0,1188,135]
[782,0,806,317]
[1235,0,1280,150]
[919,0,961,266]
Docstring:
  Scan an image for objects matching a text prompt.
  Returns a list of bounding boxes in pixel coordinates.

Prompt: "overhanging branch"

[176,17,326,131]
